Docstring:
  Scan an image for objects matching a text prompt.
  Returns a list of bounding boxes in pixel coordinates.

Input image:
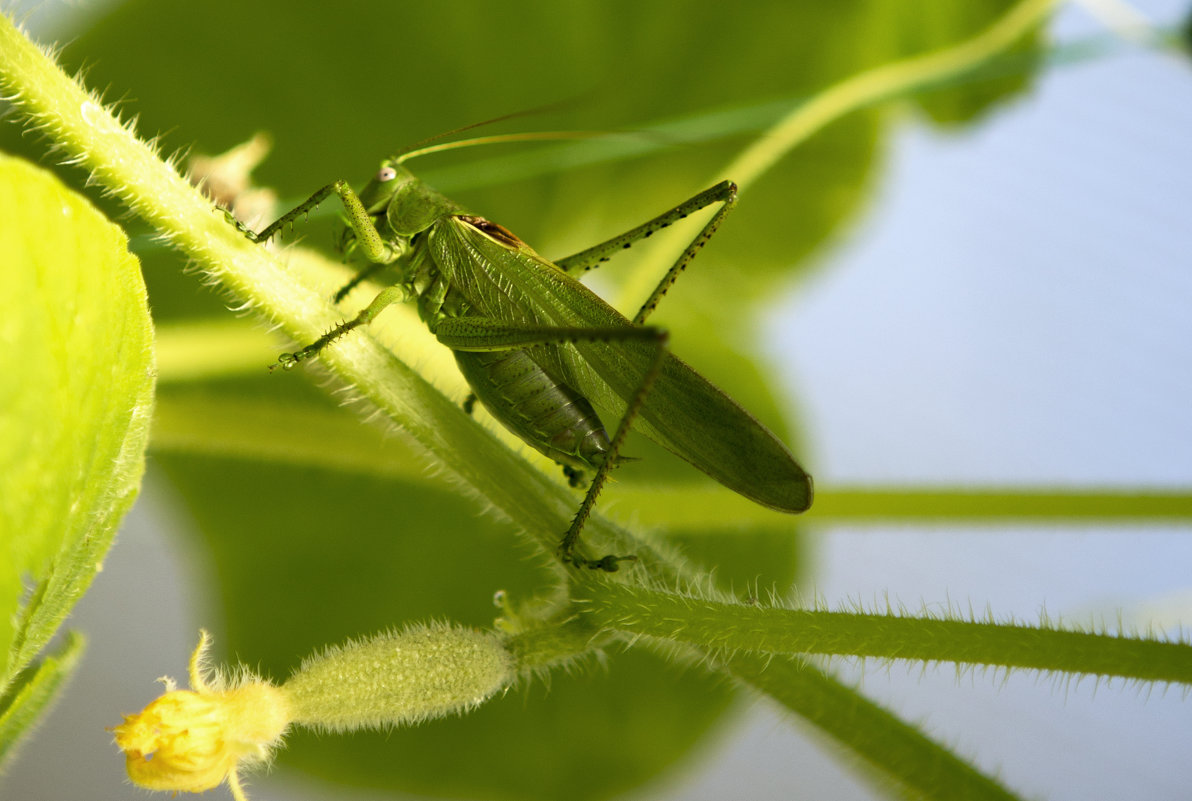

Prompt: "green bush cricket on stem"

[241,137,813,570]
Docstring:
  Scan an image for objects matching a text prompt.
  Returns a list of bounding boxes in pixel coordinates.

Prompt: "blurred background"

[2,1,1191,799]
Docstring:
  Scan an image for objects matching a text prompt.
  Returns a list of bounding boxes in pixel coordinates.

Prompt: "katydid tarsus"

[244,143,813,570]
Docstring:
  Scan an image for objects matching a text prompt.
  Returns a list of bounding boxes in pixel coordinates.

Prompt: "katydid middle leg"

[270,284,407,370]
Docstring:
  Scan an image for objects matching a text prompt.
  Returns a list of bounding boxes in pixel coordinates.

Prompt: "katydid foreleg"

[248,179,403,263]
[246,179,408,370]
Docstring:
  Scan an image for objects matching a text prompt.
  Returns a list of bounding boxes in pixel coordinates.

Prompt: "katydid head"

[355,160,408,215]
[357,159,465,239]
[372,127,610,240]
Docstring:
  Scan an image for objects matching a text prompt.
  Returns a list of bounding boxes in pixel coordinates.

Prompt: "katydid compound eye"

[377,166,397,182]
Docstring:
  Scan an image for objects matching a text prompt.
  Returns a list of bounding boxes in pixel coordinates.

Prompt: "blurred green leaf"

[0,153,153,752]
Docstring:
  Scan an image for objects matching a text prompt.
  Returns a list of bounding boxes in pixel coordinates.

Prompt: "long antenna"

[393,98,589,161]
[396,130,614,164]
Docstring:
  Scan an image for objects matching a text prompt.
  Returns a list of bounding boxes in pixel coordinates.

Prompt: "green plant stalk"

[504,612,1029,801]
[726,653,1023,801]
[611,486,1192,529]
[805,488,1192,523]
[581,580,1192,685]
[504,615,608,673]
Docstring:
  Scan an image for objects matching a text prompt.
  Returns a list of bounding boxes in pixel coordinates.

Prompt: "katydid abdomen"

[452,347,610,475]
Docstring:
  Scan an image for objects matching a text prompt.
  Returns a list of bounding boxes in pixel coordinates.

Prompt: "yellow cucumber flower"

[111,631,290,801]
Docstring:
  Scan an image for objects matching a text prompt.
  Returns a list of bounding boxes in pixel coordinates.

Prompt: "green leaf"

[0,154,153,710]
[0,632,85,773]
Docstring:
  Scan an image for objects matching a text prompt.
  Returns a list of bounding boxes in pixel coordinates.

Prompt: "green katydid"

[244,140,812,570]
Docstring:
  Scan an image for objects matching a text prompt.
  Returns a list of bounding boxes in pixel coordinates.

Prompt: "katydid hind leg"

[553,180,736,293]
[631,181,736,325]
[549,324,668,571]
[557,328,668,571]
[553,184,812,512]
[435,317,668,570]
